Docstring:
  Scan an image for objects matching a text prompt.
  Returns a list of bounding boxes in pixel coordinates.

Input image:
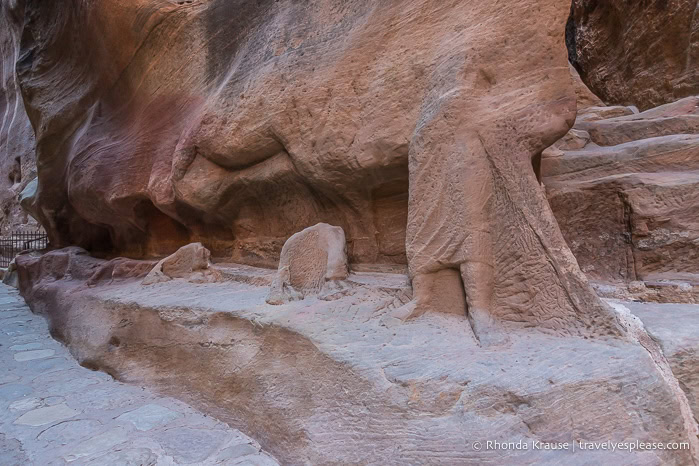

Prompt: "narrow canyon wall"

[567,0,699,110]
[3,2,699,463]
[3,0,631,339]
[7,0,576,265]
[0,1,36,234]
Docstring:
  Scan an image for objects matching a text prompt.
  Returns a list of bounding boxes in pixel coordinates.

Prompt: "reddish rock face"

[3,0,627,338]
[544,97,699,298]
[568,0,699,110]
[0,2,36,234]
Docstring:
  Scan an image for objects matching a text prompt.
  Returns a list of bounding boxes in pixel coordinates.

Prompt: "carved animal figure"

[1,0,622,340]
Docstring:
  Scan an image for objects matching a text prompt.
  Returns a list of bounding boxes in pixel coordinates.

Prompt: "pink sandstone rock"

[3,4,699,464]
[567,0,699,110]
[143,242,221,285]
[267,223,349,305]
[543,96,699,302]
[0,0,623,341]
[13,249,699,464]
[0,2,37,234]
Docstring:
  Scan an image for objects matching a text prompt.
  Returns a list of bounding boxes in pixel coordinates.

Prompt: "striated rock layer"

[1,0,624,339]
[567,0,699,110]
[14,248,699,464]
[0,2,36,234]
[543,96,699,302]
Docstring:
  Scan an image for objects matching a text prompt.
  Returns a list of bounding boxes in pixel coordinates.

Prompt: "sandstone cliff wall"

[3,0,633,339]
[0,1,36,234]
[567,0,699,110]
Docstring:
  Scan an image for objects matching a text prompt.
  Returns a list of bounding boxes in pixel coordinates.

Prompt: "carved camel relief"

[10,0,623,340]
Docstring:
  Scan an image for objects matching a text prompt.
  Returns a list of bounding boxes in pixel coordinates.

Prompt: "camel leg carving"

[400,70,624,344]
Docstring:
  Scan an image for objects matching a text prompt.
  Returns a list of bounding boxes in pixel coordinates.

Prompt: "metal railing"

[0,229,49,268]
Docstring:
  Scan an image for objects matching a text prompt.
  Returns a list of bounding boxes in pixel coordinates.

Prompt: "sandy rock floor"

[0,284,279,466]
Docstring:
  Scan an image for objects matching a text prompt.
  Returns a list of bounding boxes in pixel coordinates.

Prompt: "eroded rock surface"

[543,96,699,302]
[267,223,349,304]
[0,0,626,339]
[13,250,699,464]
[567,0,699,110]
[5,2,698,462]
[2,259,17,288]
[0,2,37,234]
[143,242,220,285]
[623,301,699,425]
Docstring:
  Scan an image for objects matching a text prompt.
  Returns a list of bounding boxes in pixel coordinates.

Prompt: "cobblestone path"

[0,284,279,465]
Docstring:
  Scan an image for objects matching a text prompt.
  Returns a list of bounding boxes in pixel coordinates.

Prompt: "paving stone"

[14,349,55,361]
[44,396,67,406]
[0,374,20,385]
[218,442,262,460]
[14,403,80,426]
[33,368,94,385]
[37,419,103,445]
[232,453,281,466]
[0,383,33,401]
[62,427,129,462]
[44,377,101,395]
[9,396,66,413]
[0,433,29,465]
[0,284,278,465]
[77,387,142,411]
[4,317,33,323]
[0,313,23,321]
[155,427,228,463]
[10,342,44,351]
[4,323,30,336]
[9,397,43,412]
[84,447,159,465]
[27,357,71,373]
[10,333,43,344]
[116,403,181,431]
